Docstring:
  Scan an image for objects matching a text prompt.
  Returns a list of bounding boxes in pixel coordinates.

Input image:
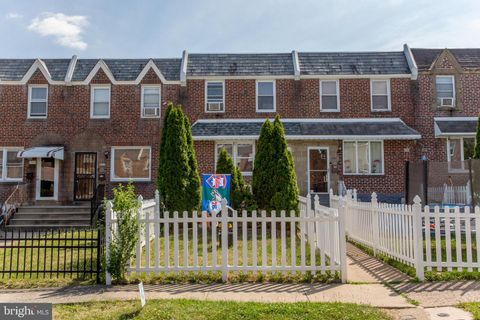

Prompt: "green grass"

[53,299,391,320]
[460,302,480,320]
[125,227,338,283]
[0,230,100,282]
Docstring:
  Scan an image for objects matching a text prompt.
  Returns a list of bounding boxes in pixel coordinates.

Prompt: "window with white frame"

[141,86,161,118]
[91,86,111,118]
[256,81,275,112]
[205,81,224,112]
[216,142,254,175]
[371,80,390,111]
[343,141,383,175]
[436,75,455,107]
[28,86,48,118]
[320,80,339,111]
[0,148,23,182]
[111,147,151,181]
[447,137,475,171]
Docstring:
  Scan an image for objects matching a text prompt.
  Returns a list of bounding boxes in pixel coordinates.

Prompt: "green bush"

[252,116,299,212]
[157,103,201,211]
[107,182,140,280]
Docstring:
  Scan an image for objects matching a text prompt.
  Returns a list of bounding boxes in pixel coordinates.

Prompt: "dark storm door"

[308,148,329,193]
[74,152,97,201]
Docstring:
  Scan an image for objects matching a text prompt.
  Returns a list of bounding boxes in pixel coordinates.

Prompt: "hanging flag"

[201,174,231,215]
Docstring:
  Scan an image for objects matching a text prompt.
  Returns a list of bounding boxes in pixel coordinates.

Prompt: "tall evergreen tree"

[184,113,201,210]
[269,115,299,212]
[474,116,480,159]
[252,119,275,209]
[157,104,200,211]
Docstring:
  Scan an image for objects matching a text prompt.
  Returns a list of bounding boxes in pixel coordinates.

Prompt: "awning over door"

[191,118,421,140]
[17,146,64,160]
[434,117,478,137]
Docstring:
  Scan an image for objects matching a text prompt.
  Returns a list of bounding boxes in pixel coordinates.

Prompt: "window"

[141,86,161,118]
[91,86,111,118]
[205,81,224,112]
[370,80,390,111]
[28,86,48,118]
[216,142,255,175]
[111,147,151,181]
[256,81,275,112]
[320,80,339,111]
[447,137,475,171]
[343,141,383,175]
[0,148,23,182]
[436,76,455,107]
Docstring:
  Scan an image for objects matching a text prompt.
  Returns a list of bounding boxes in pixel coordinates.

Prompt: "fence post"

[371,192,379,256]
[412,195,425,281]
[353,189,357,202]
[154,190,160,274]
[136,195,143,273]
[306,193,312,236]
[221,199,228,282]
[338,196,348,283]
[105,200,113,285]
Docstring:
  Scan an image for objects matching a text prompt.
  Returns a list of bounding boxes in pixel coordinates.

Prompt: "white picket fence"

[428,182,472,205]
[331,189,480,280]
[105,191,347,284]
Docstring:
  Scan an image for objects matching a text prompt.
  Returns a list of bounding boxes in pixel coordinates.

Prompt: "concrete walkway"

[0,283,413,308]
[346,242,411,283]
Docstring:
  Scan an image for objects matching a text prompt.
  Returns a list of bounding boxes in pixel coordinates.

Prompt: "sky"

[1,0,480,58]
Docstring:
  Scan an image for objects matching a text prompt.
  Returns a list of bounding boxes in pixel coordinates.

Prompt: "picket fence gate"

[331,189,480,280]
[105,191,347,285]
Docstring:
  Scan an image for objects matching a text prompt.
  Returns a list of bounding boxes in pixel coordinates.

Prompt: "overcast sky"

[1,0,480,58]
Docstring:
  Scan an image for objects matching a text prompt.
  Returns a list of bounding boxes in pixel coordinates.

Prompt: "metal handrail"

[0,183,28,226]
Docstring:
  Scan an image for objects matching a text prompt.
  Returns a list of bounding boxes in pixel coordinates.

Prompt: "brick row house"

[0,45,478,212]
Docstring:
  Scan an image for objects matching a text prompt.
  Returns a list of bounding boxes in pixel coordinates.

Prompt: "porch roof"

[17,146,64,160]
[191,118,421,141]
[434,117,478,137]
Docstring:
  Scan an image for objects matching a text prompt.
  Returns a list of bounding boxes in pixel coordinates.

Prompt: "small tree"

[216,148,247,210]
[474,116,480,159]
[269,115,299,212]
[107,182,140,281]
[252,119,275,209]
[157,104,200,211]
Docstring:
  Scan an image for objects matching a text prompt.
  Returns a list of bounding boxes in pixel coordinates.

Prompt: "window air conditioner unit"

[440,97,455,108]
[143,107,160,117]
[207,102,223,111]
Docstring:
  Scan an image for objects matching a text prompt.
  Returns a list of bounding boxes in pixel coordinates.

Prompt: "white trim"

[320,79,340,112]
[342,140,385,176]
[434,117,478,122]
[140,85,161,118]
[180,50,188,86]
[84,59,116,84]
[28,85,48,119]
[403,44,418,80]
[446,137,476,172]
[370,79,391,112]
[255,80,276,113]
[110,146,152,182]
[64,55,78,83]
[90,85,111,119]
[215,141,255,176]
[0,147,24,182]
[192,117,407,124]
[292,50,301,80]
[194,134,421,141]
[36,157,59,201]
[205,80,225,113]
[134,59,173,85]
[307,147,330,194]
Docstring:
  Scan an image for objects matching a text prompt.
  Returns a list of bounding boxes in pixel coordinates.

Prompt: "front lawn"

[54,299,391,320]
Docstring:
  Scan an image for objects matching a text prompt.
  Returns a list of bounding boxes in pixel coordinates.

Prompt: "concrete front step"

[18,206,90,213]
[14,213,91,220]
[7,204,93,228]
[8,219,91,226]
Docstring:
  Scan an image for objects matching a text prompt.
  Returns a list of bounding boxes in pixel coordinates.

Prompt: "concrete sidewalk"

[0,282,413,308]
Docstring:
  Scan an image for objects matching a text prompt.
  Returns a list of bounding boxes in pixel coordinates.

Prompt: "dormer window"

[436,75,455,108]
[28,85,48,118]
[90,85,111,119]
[205,81,225,113]
[370,80,391,111]
[141,85,161,118]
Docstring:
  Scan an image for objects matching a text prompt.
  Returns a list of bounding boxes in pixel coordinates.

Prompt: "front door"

[308,147,329,193]
[74,152,97,201]
[36,157,59,200]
